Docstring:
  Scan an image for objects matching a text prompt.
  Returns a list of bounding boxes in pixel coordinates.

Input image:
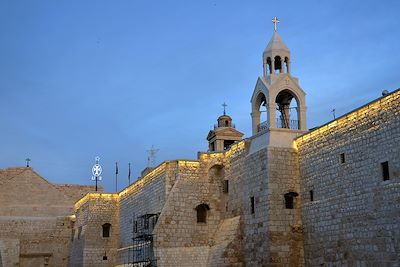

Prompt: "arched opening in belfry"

[254,92,268,132]
[284,57,290,73]
[266,57,272,74]
[274,56,282,73]
[275,90,300,129]
[195,203,210,223]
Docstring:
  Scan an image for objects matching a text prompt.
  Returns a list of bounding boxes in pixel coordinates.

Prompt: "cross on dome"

[222,102,228,115]
[272,16,280,31]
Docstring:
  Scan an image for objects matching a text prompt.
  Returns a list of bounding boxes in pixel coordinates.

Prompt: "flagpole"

[128,163,131,185]
[115,162,118,192]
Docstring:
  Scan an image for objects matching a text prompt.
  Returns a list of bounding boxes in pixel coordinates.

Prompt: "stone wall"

[117,162,171,264]
[266,147,304,266]
[0,167,97,267]
[296,90,400,265]
[70,194,120,267]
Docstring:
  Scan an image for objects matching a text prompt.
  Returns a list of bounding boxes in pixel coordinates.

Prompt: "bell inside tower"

[275,90,299,129]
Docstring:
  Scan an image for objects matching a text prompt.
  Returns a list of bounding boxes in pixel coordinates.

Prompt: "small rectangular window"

[381,161,390,181]
[309,190,314,202]
[340,153,345,164]
[223,180,229,193]
[77,226,82,240]
[250,197,255,214]
[134,221,138,233]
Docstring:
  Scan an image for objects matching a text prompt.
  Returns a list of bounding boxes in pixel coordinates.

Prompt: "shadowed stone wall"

[296,90,400,265]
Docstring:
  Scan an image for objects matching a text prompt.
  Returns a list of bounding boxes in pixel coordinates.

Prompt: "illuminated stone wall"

[234,143,304,266]
[117,162,171,264]
[70,194,119,267]
[154,144,245,266]
[296,90,400,265]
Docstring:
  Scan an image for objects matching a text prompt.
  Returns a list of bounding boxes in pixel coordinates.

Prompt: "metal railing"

[257,118,299,132]
[276,118,299,130]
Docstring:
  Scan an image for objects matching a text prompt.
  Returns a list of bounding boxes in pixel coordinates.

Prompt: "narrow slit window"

[340,153,345,164]
[78,226,82,240]
[310,190,314,202]
[223,180,229,193]
[381,161,390,181]
[250,197,255,214]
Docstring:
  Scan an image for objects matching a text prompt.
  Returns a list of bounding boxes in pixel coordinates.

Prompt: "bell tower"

[250,17,307,147]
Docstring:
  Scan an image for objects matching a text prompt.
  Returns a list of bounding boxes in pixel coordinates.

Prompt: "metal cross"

[272,16,280,31]
[222,102,227,115]
[147,145,159,167]
[332,109,336,119]
[25,158,31,167]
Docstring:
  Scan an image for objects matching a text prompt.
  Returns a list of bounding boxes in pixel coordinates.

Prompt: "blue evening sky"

[0,0,399,192]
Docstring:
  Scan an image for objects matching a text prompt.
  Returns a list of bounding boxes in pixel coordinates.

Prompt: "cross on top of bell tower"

[272,16,280,32]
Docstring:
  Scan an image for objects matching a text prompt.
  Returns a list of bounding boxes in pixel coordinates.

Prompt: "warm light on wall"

[74,193,119,210]
[178,160,200,168]
[119,162,167,198]
[225,140,245,157]
[295,90,399,145]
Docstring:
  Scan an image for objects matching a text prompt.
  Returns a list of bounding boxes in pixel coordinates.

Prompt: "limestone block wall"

[117,162,172,264]
[296,90,400,265]
[154,160,220,251]
[0,168,98,218]
[70,194,119,267]
[0,239,20,267]
[236,146,270,266]
[0,216,73,267]
[225,138,303,266]
[266,147,304,266]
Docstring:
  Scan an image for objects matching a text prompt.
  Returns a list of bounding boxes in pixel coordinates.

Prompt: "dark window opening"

[134,221,138,233]
[381,161,390,181]
[196,203,210,223]
[340,153,346,164]
[225,120,229,126]
[284,192,298,209]
[310,190,314,202]
[250,197,255,214]
[223,180,229,193]
[102,223,111,238]
[77,226,82,240]
[223,140,235,150]
[103,256,108,260]
[210,142,215,152]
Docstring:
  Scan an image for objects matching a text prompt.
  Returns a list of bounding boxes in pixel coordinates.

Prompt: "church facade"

[1,22,399,267]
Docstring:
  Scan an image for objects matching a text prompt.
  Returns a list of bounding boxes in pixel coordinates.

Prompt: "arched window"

[195,204,210,223]
[102,223,111,238]
[266,57,272,74]
[284,57,290,73]
[274,56,282,73]
[284,192,298,209]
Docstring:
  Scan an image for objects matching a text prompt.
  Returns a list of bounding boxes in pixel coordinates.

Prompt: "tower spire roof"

[264,31,290,53]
